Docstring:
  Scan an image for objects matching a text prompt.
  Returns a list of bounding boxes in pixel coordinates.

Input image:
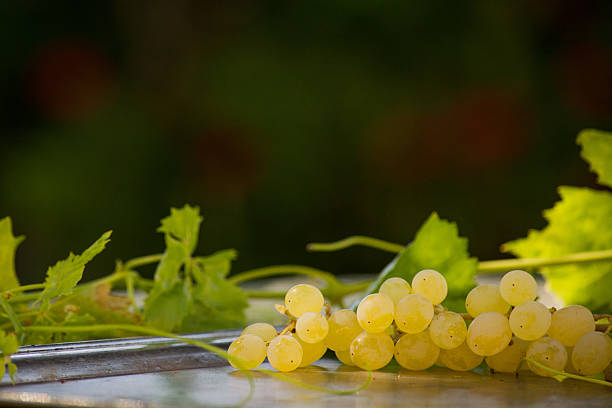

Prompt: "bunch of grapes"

[228,269,612,380]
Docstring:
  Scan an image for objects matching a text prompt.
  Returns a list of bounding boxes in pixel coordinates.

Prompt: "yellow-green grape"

[564,347,578,374]
[509,301,551,341]
[241,323,277,344]
[465,284,510,318]
[485,337,529,373]
[350,331,395,370]
[466,311,512,356]
[267,335,303,372]
[292,334,327,367]
[296,312,329,344]
[571,331,612,376]
[394,331,440,370]
[379,277,411,306]
[284,284,324,318]
[394,293,434,334]
[429,311,467,350]
[411,269,448,305]
[439,341,483,371]
[335,349,355,366]
[326,309,362,351]
[499,270,537,306]
[526,336,567,377]
[227,334,267,370]
[356,293,395,333]
[547,305,595,347]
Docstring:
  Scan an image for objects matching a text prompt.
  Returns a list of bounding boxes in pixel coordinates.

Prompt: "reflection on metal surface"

[1,330,241,385]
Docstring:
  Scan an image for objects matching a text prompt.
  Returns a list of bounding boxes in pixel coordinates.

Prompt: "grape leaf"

[359,212,478,311]
[0,330,19,357]
[144,281,192,331]
[0,217,25,291]
[158,205,203,255]
[195,249,237,277]
[37,231,112,308]
[577,129,612,188]
[503,186,612,313]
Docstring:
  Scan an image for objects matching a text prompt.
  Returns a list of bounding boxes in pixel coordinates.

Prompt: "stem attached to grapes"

[523,358,612,387]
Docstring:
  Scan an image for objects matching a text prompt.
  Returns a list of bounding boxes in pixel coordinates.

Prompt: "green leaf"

[577,129,612,188]
[7,362,17,383]
[0,217,25,291]
[152,236,188,289]
[158,205,203,255]
[503,186,612,313]
[37,231,112,307]
[0,330,19,356]
[143,281,192,332]
[195,249,238,277]
[360,213,478,311]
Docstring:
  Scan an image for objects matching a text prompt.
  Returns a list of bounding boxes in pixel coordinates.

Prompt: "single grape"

[285,284,324,318]
[394,293,434,334]
[326,309,362,351]
[267,335,303,372]
[350,331,395,370]
[439,341,483,371]
[429,311,467,350]
[394,331,440,371]
[499,270,537,306]
[547,305,595,346]
[466,311,512,356]
[485,337,529,373]
[411,269,448,305]
[227,334,267,370]
[356,293,395,333]
[571,331,612,376]
[296,312,329,344]
[379,277,411,306]
[526,336,567,377]
[509,301,551,341]
[241,322,277,344]
[465,284,510,318]
[335,349,355,366]
[292,334,327,367]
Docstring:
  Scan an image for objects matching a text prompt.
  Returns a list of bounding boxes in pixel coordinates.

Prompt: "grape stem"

[523,358,612,387]
[305,236,612,273]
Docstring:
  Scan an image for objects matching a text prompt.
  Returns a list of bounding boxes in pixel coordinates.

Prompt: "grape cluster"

[228,270,612,379]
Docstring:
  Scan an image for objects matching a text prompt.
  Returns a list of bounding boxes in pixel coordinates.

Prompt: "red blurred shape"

[28,40,113,120]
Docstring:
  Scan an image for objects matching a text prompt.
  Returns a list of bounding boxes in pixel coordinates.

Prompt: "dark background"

[2,1,612,284]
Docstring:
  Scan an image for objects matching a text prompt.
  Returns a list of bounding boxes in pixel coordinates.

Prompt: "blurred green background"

[1,1,612,284]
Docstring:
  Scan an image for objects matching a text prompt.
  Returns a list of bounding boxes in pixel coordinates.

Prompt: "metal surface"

[1,331,240,385]
[1,359,611,408]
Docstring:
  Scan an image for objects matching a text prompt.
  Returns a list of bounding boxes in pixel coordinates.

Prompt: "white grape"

[429,311,467,350]
[356,293,395,333]
[350,331,394,370]
[571,331,612,376]
[379,277,411,306]
[485,337,529,373]
[465,284,510,318]
[394,293,434,334]
[547,305,595,346]
[509,301,551,341]
[292,334,327,367]
[526,336,567,377]
[439,341,483,371]
[228,334,267,370]
[267,335,303,372]
[285,284,324,318]
[326,309,362,351]
[394,331,440,370]
[499,270,537,306]
[335,349,355,366]
[241,323,277,344]
[466,311,512,356]
[411,269,448,305]
[296,312,329,344]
